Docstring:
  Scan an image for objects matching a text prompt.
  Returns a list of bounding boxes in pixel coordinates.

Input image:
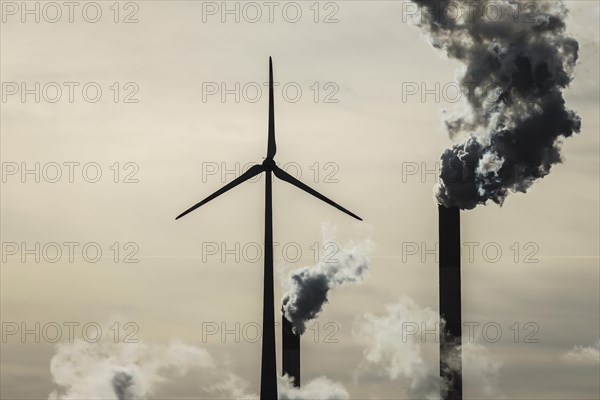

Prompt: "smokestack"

[438,204,462,400]
[282,309,300,387]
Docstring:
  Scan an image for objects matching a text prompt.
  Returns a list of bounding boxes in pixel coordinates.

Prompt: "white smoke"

[282,223,374,334]
[48,339,215,400]
[187,373,349,400]
[354,297,502,399]
[46,322,349,400]
[279,375,349,400]
[208,373,258,399]
[560,340,600,365]
[353,297,443,399]
[448,342,502,397]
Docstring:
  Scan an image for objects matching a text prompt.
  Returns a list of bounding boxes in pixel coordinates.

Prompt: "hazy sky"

[1,1,599,399]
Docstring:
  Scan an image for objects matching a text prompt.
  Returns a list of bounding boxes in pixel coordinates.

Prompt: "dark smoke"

[411,0,581,209]
[282,268,331,335]
[282,251,369,335]
[112,371,135,400]
[282,225,373,335]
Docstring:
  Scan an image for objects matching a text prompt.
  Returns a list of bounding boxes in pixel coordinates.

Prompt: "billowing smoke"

[410,0,581,209]
[443,340,502,397]
[208,373,258,399]
[48,336,215,399]
[279,375,349,400]
[111,371,135,400]
[353,297,444,399]
[47,321,349,400]
[210,374,349,400]
[282,223,374,334]
[354,297,502,399]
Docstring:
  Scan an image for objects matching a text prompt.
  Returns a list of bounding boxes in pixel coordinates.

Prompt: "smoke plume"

[210,374,349,400]
[282,223,374,334]
[48,337,215,399]
[111,371,135,400]
[47,321,349,400]
[410,0,580,209]
[354,297,502,399]
[354,297,444,399]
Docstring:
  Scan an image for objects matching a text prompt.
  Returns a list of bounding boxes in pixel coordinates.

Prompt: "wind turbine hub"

[262,158,276,170]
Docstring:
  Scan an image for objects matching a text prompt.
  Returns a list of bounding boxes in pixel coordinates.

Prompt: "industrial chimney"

[438,204,462,400]
[282,309,300,387]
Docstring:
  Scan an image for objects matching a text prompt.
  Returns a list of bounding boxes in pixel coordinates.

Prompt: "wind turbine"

[176,57,362,399]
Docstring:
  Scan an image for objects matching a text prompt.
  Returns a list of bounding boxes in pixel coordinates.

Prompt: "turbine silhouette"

[176,57,361,399]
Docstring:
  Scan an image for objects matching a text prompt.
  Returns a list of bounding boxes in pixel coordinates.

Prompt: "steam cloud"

[354,297,442,399]
[48,338,215,400]
[560,340,600,365]
[282,223,374,334]
[215,375,349,400]
[47,321,349,400]
[410,0,581,209]
[354,297,502,399]
[279,375,349,400]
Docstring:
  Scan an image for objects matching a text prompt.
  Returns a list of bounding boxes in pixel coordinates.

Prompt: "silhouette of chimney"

[438,204,462,400]
[282,309,300,387]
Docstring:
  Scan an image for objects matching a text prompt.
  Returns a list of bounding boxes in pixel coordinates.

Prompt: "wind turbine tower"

[176,57,362,399]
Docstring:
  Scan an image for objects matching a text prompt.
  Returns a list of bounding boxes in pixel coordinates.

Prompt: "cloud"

[48,338,215,400]
[47,320,348,400]
[354,296,443,399]
[354,297,502,399]
[186,373,349,400]
[279,375,349,400]
[207,373,258,399]
[451,342,502,396]
[560,340,600,365]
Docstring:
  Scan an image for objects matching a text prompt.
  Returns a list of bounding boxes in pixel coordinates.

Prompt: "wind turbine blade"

[272,165,362,221]
[176,164,265,220]
[266,57,276,159]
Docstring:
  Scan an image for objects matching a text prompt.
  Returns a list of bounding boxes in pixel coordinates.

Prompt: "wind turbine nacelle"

[262,158,276,170]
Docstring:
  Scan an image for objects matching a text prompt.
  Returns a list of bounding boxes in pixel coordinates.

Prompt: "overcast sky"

[1,1,599,399]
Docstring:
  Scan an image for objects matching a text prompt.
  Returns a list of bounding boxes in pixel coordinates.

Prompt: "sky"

[1,0,599,399]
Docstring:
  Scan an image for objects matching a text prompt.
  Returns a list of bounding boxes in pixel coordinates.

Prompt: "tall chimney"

[282,310,300,387]
[438,204,462,400]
